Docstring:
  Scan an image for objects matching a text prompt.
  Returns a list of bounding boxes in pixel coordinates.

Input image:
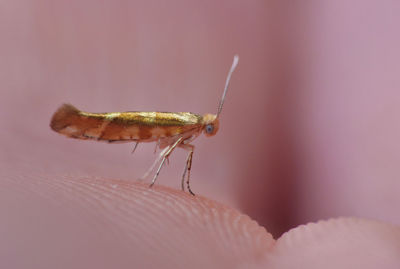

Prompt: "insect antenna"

[216,55,239,117]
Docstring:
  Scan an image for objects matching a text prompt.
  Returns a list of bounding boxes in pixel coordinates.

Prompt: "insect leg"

[181,162,187,191]
[140,146,169,180]
[154,139,160,154]
[150,137,183,187]
[131,142,139,154]
[186,149,194,196]
[180,144,195,195]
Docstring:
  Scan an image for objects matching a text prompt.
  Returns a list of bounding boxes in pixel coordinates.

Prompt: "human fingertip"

[266,217,400,269]
[1,174,275,269]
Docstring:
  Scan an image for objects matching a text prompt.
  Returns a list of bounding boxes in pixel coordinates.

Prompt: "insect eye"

[205,124,214,134]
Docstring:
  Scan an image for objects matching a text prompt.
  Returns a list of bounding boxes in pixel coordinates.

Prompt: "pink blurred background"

[1,0,400,237]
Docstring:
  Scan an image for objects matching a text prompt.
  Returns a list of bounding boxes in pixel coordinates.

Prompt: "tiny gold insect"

[50,55,239,195]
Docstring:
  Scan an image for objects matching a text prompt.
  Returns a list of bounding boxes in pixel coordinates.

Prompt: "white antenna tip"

[216,55,240,117]
[233,55,239,66]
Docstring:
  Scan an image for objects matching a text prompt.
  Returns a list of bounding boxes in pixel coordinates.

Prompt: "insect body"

[50,55,239,195]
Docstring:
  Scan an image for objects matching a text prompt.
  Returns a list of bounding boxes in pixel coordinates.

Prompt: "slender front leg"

[140,146,169,180]
[150,137,183,187]
[180,144,195,195]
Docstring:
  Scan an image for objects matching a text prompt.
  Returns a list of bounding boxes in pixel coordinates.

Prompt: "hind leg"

[180,144,195,195]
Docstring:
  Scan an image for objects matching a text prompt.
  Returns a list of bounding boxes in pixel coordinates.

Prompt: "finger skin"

[267,218,400,269]
[1,173,400,269]
[0,174,273,269]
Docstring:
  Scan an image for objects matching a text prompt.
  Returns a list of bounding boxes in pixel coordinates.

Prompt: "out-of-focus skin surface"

[1,0,400,268]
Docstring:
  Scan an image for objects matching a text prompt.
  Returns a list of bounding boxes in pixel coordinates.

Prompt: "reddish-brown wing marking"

[50,55,239,195]
[50,104,203,144]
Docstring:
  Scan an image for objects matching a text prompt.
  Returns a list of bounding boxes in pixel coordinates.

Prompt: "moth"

[50,55,239,195]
